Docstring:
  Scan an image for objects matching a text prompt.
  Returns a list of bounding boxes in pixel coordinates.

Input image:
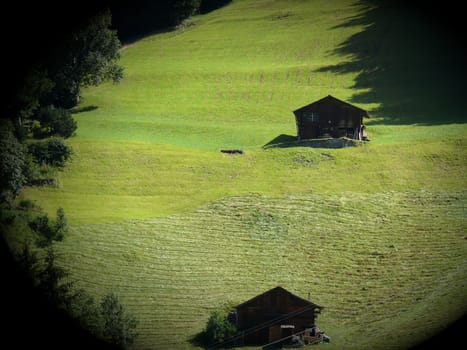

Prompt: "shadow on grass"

[263,134,297,148]
[189,333,208,349]
[189,333,237,350]
[111,1,233,45]
[317,0,467,125]
[70,105,98,114]
[263,134,363,149]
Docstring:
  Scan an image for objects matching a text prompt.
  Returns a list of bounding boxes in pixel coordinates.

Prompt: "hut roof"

[236,286,323,310]
[293,95,370,118]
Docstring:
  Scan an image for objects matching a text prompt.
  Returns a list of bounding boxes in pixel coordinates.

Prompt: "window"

[303,111,320,122]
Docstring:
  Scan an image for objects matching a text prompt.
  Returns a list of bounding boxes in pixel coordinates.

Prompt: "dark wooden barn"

[293,95,370,141]
[233,286,323,346]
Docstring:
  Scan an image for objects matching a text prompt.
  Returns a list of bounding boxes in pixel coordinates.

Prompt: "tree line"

[0,201,138,349]
[1,8,123,205]
[1,0,231,207]
[1,1,231,349]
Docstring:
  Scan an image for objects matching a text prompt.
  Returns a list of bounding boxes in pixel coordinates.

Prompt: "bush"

[28,137,73,167]
[18,199,36,210]
[197,309,237,347]
[30,119,48,139]
[34,105,77,138]
[22,154,43,183]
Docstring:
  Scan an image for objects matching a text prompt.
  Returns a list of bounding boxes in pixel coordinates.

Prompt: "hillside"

[16,0,467,349]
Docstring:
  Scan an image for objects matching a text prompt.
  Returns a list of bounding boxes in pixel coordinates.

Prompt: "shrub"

[28,137,72,167]
[18,199,36,210]
[31,120,49,139]
[22,154,43,183]
[34,105,77,138]
[198,309,237,347]
[45,138,73,167]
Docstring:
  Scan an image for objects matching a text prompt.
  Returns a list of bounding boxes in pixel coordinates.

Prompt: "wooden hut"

[293,95,370,140]
[233,286,323,346]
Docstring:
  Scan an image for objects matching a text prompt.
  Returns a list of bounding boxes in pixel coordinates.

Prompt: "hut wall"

[236,291,317,344]
[295,104,363,140]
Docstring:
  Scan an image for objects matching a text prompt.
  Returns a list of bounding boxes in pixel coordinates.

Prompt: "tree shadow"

[110,1,233,45]
[317,0,467,125]
[70,105,98,114]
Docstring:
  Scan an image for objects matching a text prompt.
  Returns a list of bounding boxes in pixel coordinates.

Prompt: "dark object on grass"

[27,178,57,187]
[221,149,244,155]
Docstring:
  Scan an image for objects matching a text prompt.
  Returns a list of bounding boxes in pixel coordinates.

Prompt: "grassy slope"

[18,0,467,349]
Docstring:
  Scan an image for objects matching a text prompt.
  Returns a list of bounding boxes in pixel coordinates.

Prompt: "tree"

[28,208,68,247]
[46,9,123,108]
[15,238,138,349]
[200,0,232,14]
[36,247,76,309]
[68,289,103,337]
[15,69,55,130]
[172,0,202,24]
[111,0,203,42]
[29,214,56,247]
[54,207,68,238]
[0,120,26,204]
[17,239,40,280]
[100,292,138,349]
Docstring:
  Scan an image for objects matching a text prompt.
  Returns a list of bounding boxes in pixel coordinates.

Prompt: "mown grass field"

[17,0,467,349]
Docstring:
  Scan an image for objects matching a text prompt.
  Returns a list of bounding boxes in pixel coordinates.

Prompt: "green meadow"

[17,0,467,349]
